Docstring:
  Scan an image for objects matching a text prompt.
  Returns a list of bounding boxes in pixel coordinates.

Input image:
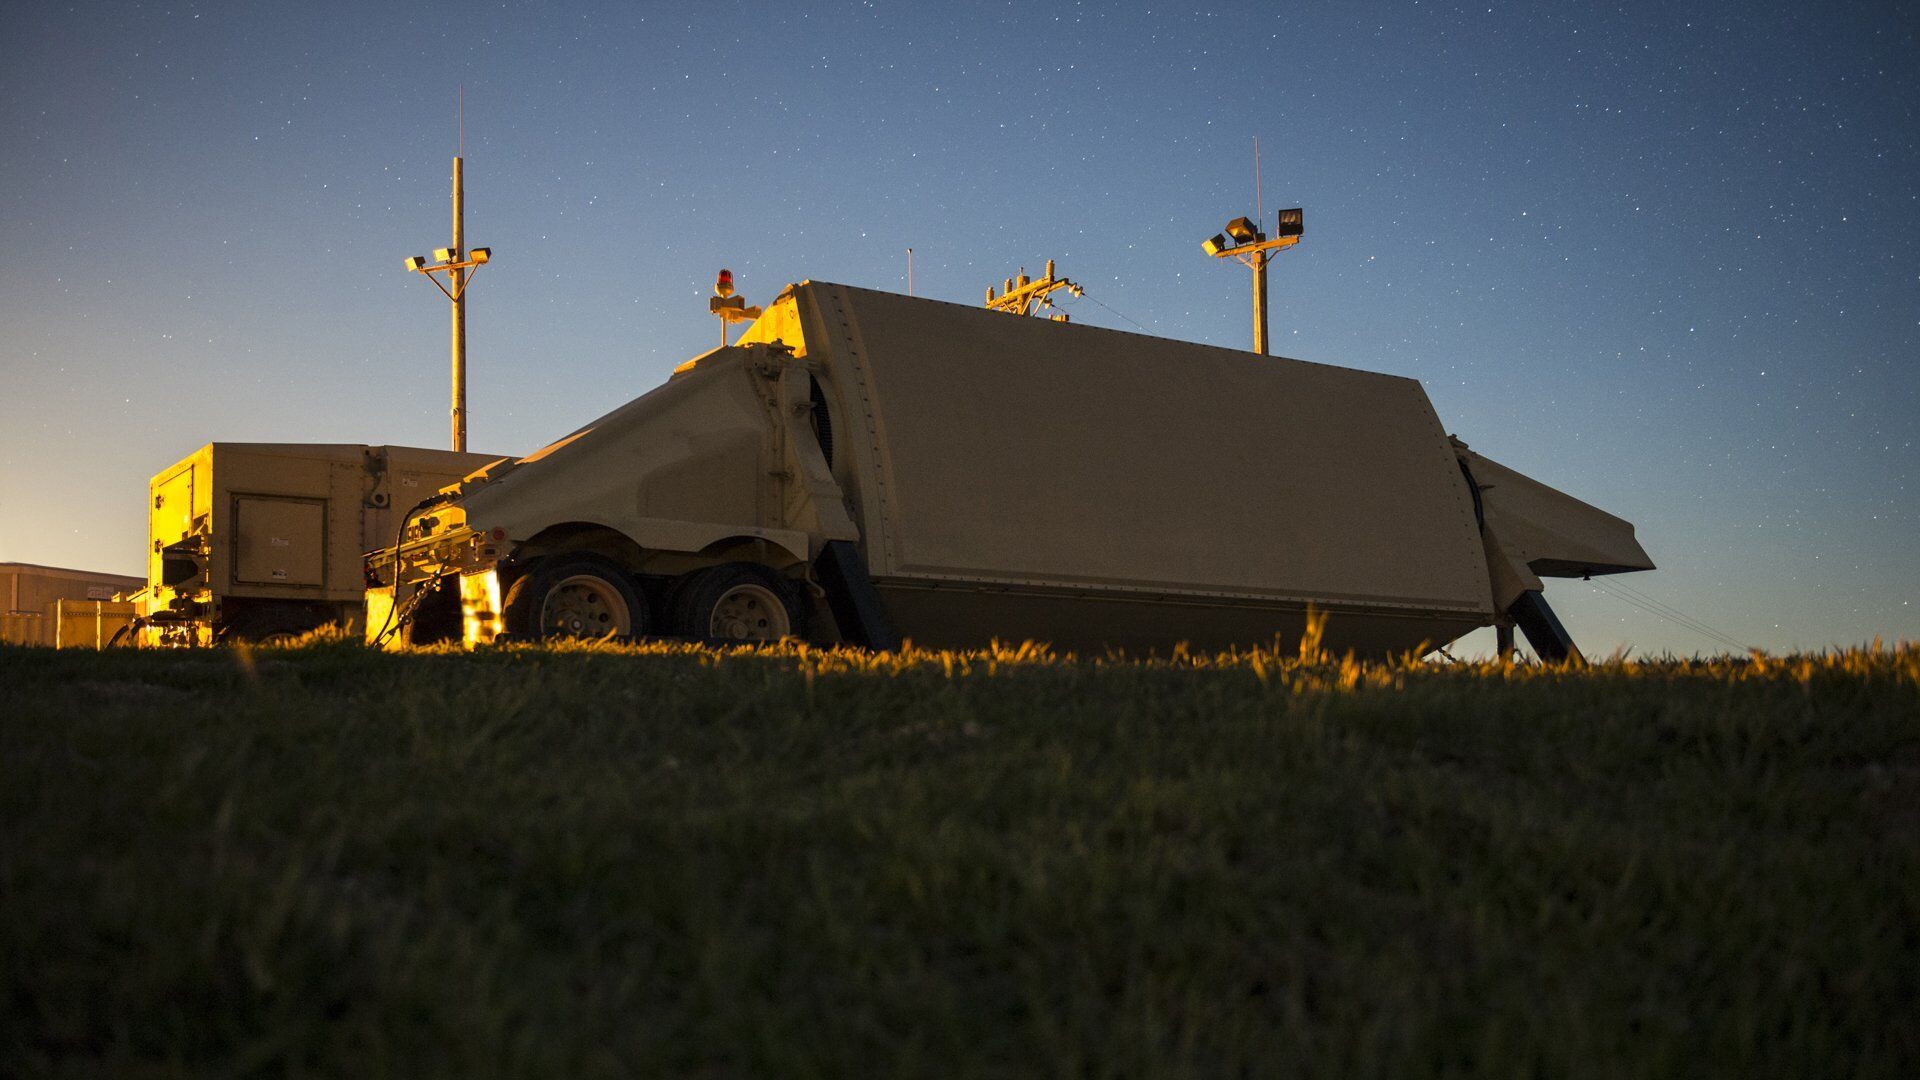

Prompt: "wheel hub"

[709,584,790,642]
[540,575,632,638]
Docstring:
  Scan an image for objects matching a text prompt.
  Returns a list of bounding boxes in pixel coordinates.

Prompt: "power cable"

[1059,293,1154,335]
[371,496,438,648]
[1600,577,1752,652]
[1585,579,1750,654]
[1587,581,1738,652]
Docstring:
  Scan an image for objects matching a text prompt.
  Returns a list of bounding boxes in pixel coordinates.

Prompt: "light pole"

[1201,208,1304,355]
[403,156,492,452]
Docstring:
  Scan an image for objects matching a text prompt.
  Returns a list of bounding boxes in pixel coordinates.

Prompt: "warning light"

[714,269,734,298]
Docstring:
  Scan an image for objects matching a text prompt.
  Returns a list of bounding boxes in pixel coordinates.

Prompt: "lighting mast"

[403,157,492,452]
[1201,208,1304,355]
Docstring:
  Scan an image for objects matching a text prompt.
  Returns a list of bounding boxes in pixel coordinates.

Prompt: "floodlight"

[404,255,427,271]
[434,247,457,263]
[1202,234,1231,256]
[1274,208,1304,237]
[469,247,491,264]
[1224,217,1260,243]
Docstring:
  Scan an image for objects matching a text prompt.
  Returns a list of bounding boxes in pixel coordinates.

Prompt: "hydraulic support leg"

[813,540,900,651]
[1508,590,1583,665]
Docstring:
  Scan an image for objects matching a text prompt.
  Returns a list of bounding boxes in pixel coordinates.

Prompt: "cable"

[1588,580,1743,653]
[1585,579,1750,654]
[1058,294,1154,335]
[1599,577,1752,652]
[370,495,439,648]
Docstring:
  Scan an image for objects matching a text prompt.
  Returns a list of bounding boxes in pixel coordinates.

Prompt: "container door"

[233,496,327,587]
[150,464,196,583]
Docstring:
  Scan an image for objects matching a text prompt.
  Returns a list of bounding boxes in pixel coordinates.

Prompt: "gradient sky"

[3,1,1914,656]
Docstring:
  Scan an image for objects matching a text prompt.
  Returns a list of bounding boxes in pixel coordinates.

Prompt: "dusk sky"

[2,1,1913,656]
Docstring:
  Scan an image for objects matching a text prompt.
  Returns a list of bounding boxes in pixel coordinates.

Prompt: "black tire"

[500,553,648,642]
[404,577,463,646]
[668,562,810,644]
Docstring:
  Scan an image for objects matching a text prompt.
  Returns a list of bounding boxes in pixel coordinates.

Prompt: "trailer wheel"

[501,553,647,642]
[670,563,809,644]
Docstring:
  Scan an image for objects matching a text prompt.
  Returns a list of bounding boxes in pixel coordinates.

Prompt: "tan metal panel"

[152,464,196,545]
[149,458,198,586]
[876,584,1485,657]
[233,496,327,587]
[52,600,137,648]
[457,352,848,563]
[1,612,50,646]
[808,284,1492,616]
[1460,449,1655,578]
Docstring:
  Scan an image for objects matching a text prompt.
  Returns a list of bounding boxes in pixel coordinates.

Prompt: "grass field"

[3,639,1916,1078]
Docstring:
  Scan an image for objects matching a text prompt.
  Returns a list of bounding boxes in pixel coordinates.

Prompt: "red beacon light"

[706,268,759,346]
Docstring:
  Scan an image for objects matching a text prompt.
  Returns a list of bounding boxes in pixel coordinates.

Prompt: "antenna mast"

[984,259,1084,320]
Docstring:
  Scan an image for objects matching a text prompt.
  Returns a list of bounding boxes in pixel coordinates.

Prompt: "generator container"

[145,443,502,644]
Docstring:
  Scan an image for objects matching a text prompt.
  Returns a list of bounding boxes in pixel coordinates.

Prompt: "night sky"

[2,1,1914,655]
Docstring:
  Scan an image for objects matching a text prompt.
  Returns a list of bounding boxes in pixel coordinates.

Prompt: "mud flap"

[1508,589,1582,664]
[814,540,900,651]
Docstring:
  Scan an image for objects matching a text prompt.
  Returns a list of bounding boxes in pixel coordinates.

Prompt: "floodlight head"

[1202,234,1231,257]
[1274,207,1305,237]
[404,255,427,271]
[433,247,457,263]
[1225,217,1261,243]
[469,247,491,264]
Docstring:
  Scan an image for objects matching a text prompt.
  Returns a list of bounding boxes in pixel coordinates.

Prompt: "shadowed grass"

[2,639,1915,1078]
